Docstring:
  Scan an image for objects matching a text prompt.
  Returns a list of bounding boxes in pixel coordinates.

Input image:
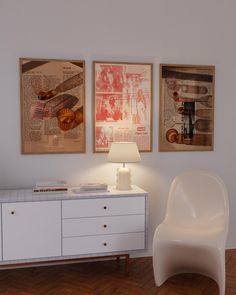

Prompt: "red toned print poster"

[93,61,153,152]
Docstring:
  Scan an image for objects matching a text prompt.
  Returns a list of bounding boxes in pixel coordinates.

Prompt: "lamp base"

[116,167,132,190]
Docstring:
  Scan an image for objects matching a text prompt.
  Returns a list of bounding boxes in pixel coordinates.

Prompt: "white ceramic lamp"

[107,142,141,190]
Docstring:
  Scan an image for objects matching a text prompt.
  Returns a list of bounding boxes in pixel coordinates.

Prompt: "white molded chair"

[153,170,229,295]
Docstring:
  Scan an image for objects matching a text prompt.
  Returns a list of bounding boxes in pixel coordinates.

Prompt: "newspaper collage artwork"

[21,59,85,154]
[20,59,214,154]
[94,62,152,152]
[159,64,215,151]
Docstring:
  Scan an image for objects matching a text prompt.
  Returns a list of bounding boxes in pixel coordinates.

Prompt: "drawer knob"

[10,211,15,215]
[103,206,107,210]
[103,242,107,246]
[103,224,107,228]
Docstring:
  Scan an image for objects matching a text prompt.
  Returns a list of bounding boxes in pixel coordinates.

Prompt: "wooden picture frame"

[20,58,85,154]
[93,61,153,152]
[159,64,215,152]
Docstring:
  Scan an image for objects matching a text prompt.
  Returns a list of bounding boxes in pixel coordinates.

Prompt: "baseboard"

[130,250,152,258]
[226,245,236,250]
[130,247,236,259]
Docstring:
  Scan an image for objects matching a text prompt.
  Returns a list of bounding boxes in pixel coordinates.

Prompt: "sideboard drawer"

[63,232,145,256]
[62,196,145,218]
[63,214,145,237]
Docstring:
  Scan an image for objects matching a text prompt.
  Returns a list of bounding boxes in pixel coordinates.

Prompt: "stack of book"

[33,180,68,193]
[74,183,108,193]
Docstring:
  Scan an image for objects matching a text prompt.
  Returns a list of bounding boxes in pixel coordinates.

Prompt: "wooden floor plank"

[0,249,235,294]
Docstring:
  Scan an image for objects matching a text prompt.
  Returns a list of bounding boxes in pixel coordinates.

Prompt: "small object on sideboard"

[33,188,68,193]
[33,180,68,194]
[73,183,108,193]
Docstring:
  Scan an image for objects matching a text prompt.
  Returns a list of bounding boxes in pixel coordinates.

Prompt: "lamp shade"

[107,142,141,163]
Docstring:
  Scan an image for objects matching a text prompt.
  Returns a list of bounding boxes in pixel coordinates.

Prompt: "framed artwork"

[20,58,85,154]
[93,61,153,152]
[159,64,215,151]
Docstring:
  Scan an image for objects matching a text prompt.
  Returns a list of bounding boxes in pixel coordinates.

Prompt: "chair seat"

[158,222,225,240]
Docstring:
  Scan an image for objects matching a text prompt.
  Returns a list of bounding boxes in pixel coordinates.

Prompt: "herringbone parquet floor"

[0,249,235,295]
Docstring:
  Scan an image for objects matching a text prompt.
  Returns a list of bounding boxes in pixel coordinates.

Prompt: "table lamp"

[107,142,141,190]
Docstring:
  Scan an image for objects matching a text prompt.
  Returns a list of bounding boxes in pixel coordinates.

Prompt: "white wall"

[0,0,236,253]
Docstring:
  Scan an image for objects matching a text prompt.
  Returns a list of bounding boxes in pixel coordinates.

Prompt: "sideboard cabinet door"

[2,201,61,261]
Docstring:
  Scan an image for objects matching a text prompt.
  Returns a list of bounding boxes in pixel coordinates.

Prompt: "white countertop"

[0,185,147,203]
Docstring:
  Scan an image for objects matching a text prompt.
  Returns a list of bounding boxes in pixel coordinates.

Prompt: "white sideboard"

[0,208,2,261]
[0,186,147,269]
